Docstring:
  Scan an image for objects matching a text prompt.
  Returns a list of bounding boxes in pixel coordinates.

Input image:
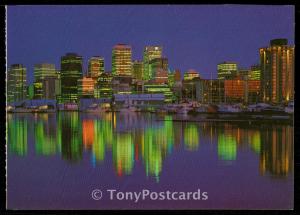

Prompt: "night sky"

[7,5,294,84]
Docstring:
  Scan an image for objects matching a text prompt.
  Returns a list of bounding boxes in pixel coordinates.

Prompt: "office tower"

[224,79,260,103]
[143,46,162,80]
[260,39,294,103]
[7,64,27,103]
[249,65,261,80]
[149,57,168,79]
[196,79,225,104]
[95,73,113,98]
[60,53,83,103]
[78,77,95,98]
[132,60,144,81]
[183,69,200,81]
[34,63,57,82]
[237,68,250,80]
[42,77,61,99]
[112,44,132,77]
[88,56,104,81]
[154,69,168,84]
[217,62,238,80]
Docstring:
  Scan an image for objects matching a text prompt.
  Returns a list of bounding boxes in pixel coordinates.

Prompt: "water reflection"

[7,112,293,180]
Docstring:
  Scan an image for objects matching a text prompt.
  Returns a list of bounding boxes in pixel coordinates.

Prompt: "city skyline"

[7,5,294,84]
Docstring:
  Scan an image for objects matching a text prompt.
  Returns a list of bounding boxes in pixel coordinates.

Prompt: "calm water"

[7,112,293,210]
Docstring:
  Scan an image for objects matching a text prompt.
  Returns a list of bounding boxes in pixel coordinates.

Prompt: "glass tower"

[60,53,83,103]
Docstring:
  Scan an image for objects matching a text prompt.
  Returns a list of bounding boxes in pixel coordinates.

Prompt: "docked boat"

[119,105,137,113]
[218,104,243,113]
[176,103,193,115]
[284,102,294,114]
[84,103,109,113]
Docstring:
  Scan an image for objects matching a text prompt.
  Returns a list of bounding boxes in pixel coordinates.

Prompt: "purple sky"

[7,5,294,84]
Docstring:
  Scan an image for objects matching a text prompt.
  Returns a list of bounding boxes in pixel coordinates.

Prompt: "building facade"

[7,64,27,103]
[217,62,238,80]
[143,46,162,81]
[60,53,83,103]
[132,60,144,81]
[112,44,132,77]
[260,39,294,103]
[88,56,104,81]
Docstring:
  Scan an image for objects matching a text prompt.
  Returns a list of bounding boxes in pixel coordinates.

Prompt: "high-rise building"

[183,69,200,81]
[60,53,83,103]
[237,68,250,80]
[7,64,27,103]
[112,44,132,77]
[95,73,113,98]
[217,62,238,80]
[132,60,144,81]
[154,69,168,84]
[149,57,168,80]
[34,63,57,82]
[260,39,294,103]
[143,46,162,80]
[88,56,104,81]
[42,77,61,99]
[249,65,261,80]
[78,77,95,98]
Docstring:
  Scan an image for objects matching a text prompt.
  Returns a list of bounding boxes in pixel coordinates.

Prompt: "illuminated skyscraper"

[149,57,168,79]
[143,46,162,80]
[260,39,294,103]
[132,60,144,81]
[249,65,261,80]
[112,44,132,77]
[34,63,57,82]
[183,69,200,81]
[78,76,95,98]
[7,64,27,103]
[60,53,83,103]
[95,73,113,98]
[88,56,104,81]
[217,62,238,80]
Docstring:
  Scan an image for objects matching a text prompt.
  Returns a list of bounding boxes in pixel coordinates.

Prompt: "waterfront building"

[217,62,238,80]
[42,77,61,100]
[260,39,294,103]
[32,82,43,99]
[34,63,57,82]
[78,77,95,98]
[112,44,132,77]
[95,73,113,98]
[60,53,83,103]
[249,65,261,80]
[183,69,200,81]
[88,56,104,81]
[154,68,168,84]
[224,78,260,103]
[132,60,144,81]
[196,79,225,104]
[149,57,168,79]
[144,83,174,103]
[143,46,163,81]
[7,64,27,103]
[237,68,250,80]
[112,76,133,95]
[183,77,201,101]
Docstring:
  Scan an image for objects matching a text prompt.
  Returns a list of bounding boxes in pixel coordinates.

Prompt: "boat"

[218,104,242,113]
[84,103,109,113]
[176,103,193,115]
[119,105,137,113]
[284,102,294,114]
